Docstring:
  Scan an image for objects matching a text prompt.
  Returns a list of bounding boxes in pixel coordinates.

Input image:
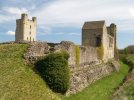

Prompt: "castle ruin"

[15,14,37,42]
[15,14,118,95]
[82,21,116,61]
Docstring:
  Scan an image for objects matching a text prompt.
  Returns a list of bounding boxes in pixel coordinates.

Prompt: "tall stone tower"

[109,23,118,59]
[15,13,37,42]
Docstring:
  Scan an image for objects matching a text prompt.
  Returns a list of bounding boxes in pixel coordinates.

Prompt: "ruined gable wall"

[102,24,114,61]
[103,24,109,60]
[82,28,103,47]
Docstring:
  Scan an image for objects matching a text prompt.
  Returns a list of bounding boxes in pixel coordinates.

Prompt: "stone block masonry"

[23,41,119,95]
[66,61,119,95]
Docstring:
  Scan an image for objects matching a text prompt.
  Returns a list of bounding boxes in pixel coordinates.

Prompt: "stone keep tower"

[15,13,37,42]
[82,21,116,60]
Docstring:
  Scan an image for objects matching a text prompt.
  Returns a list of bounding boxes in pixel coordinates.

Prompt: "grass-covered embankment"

[122,55,134,99]
[0,44,60,100]
[62,62,129,100]
[113,54,134,100]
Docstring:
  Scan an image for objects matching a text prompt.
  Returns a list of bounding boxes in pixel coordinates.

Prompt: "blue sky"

[0,0,134,49]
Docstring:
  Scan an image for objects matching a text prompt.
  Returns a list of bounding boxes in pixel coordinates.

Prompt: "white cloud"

[37,26,52,35]
[0,15,12,23]
[32,0,134,31]
[68,32,80,36]
[3,7,28,15]
[129,8,134,17]
[55,32,80,36]
[6,31,15,35]
[0,7,29,23]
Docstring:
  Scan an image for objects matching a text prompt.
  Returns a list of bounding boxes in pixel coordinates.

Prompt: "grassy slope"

[62,62,129,100]
[0,44,60,100]
[123,80,134,100]
[113,54,134,100]
[123,55,134,99]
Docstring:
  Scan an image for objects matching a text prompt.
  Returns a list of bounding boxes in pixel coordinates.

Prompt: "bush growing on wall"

[97,44,104,61]
[75,45,80,66]
[35,51,70,94]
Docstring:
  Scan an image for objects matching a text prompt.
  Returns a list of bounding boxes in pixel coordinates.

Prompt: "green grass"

[123,55,134,100]
[0,44,60,100]
[0,44,131,100]
[62,62,129,100]
[123,80,134,100]
[114,54,134,100]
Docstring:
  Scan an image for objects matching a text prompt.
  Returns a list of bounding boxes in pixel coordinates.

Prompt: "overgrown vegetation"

[119,45,134,54]
[123,79,134,99]
[120,54,134,72]
[0,44,60,100]
[35,51,70,94]
[97,44,104,60]
[75,45,80,66]
[112,54,134,99]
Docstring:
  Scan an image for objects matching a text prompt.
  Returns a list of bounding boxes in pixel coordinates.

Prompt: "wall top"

[82,20,105,30]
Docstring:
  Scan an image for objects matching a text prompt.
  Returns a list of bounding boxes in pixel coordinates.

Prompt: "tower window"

[30,25,31,29]
[27,37,28,40]
[96,36,101,47]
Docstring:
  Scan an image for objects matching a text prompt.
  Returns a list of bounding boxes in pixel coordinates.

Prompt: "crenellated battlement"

[21,13,28,20]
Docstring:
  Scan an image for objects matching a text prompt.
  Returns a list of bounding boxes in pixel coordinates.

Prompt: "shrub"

[119,54,134,72]
[35,51,70,94]
[97,44,104,60]
[75,45,80,66]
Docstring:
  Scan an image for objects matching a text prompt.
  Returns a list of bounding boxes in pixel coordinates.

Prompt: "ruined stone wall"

[103,25,114,61]
[23,41,119,95]
[24,41,98,66]
[52,41,99,66]
[24,42,50,64]
[66,60,119,95]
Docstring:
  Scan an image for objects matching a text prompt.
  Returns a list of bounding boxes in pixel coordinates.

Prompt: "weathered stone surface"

[23,41,120,95]
[54,41,98,66]
[66,61,119,95]
[82,21,116,61]
[15,14,36,42]
[24,42,49,64]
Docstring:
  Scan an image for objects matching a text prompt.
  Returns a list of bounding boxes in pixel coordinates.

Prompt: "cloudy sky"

[0,0,134,49]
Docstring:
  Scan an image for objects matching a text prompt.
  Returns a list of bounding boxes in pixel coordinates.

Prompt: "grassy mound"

[0,44,60,100]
